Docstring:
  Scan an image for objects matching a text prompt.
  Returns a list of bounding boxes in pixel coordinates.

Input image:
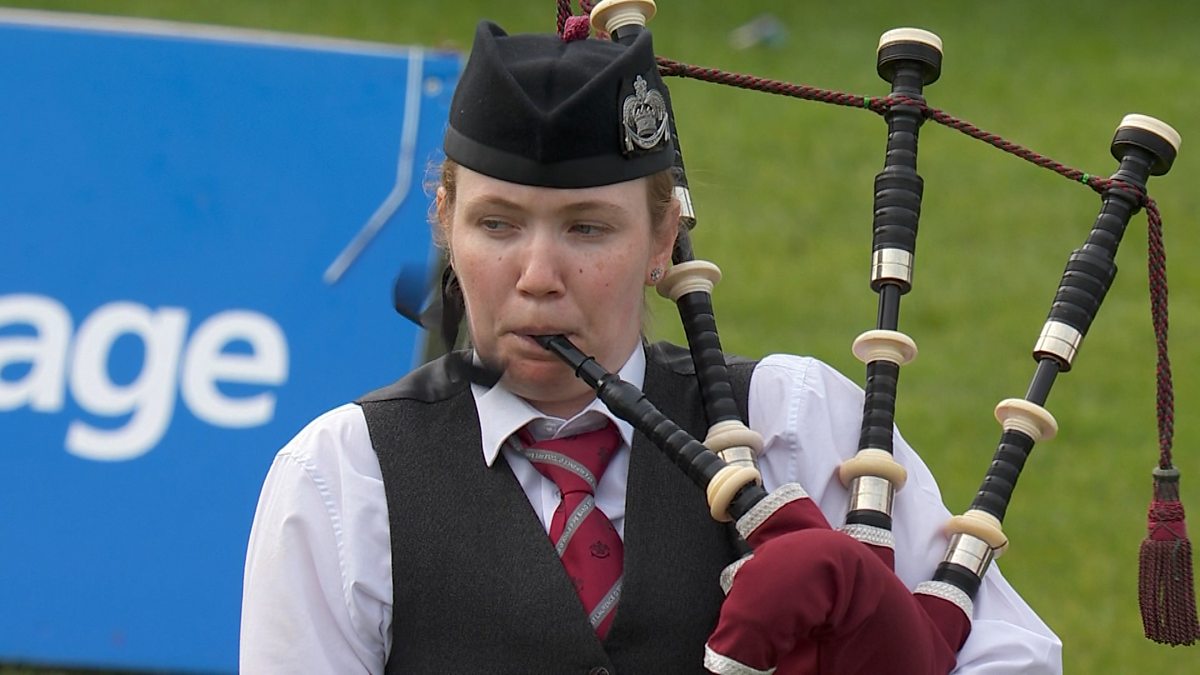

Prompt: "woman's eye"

[480,219,511,232]
[571,222,605,236]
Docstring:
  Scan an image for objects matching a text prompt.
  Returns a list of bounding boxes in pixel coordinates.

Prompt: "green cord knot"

[1080,173,1091,184]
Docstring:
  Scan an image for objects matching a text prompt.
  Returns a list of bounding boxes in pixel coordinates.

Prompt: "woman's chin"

[500,360,595,416]
[501,358,574,391]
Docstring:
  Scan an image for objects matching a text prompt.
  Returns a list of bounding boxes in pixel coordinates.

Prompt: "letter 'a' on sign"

[0,294,71,412]
[0,10,460,674]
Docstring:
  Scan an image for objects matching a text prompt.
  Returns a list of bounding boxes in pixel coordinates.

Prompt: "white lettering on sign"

[0,294,71,412]
[0,294,290,461]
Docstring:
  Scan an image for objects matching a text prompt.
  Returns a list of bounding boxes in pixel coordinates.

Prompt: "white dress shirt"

[241,347,1063,673]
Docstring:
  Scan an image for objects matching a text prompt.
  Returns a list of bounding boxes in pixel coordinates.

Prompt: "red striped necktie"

[517,422,624,638]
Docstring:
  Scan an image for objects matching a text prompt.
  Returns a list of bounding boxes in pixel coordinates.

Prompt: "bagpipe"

[530,0,1197,670]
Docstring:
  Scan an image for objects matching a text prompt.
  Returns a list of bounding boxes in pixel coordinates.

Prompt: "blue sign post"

[0,11,460,672]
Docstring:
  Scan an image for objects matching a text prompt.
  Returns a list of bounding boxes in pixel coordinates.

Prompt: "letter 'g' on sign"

[67,301,190,461]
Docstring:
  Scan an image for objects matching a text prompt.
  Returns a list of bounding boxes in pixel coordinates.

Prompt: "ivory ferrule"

[848,475,896,516]
[705,420,764,455]
[705,421,763,483]
[878,27,944,53]
[1033,320,1083,369]
[871,248,914,286]
[945,509,1008,556]
[1120,114,1182,153]
[590,0,656,33]
[706,464,762,523]
[838,448,908,488]
[657,260,721,300]
[994,398,1058,443]
[943,532,996,578]
[851,329,918,366]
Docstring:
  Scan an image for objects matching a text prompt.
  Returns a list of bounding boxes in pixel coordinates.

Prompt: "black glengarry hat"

[445,21,675,188]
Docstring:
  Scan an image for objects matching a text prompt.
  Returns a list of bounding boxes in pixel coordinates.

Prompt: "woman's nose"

[514,232,566,297]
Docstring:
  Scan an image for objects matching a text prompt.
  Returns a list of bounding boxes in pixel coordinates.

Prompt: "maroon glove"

[704,484,970,674]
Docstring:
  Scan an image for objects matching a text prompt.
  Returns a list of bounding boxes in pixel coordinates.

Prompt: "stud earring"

[649,267,664,284]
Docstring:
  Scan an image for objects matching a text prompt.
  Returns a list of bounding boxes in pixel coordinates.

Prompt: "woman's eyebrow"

[463,195,632,220]
[557,200,631,219]
[461,194,524,212]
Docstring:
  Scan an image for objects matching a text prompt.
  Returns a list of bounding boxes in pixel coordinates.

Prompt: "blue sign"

[0,10,460,673]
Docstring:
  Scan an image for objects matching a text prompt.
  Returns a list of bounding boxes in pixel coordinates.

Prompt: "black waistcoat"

[358,342,755,674]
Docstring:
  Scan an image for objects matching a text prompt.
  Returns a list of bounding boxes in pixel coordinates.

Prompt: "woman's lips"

[513,330,575,353]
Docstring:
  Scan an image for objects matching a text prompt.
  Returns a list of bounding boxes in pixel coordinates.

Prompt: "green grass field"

[3,1,1199,672]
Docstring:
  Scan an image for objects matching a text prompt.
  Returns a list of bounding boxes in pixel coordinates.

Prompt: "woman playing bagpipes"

[240,13,1062,674]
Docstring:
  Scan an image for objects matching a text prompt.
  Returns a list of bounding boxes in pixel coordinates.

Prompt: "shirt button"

[588,668,611,675]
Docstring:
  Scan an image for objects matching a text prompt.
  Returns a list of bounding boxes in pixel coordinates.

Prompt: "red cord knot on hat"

[562,15,591,42]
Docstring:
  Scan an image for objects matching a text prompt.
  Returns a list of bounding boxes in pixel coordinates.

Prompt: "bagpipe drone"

[394,0,1196,670]
[527,0,1197,669]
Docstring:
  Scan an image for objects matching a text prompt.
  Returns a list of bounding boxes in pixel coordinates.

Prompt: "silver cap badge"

[621,75,670,153]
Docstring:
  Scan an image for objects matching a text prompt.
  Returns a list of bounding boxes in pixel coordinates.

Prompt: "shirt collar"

[472,344,644,467]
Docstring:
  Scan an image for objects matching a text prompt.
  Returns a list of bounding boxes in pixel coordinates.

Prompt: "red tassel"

[561,15,591,42]
[1138,467,1200,645]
